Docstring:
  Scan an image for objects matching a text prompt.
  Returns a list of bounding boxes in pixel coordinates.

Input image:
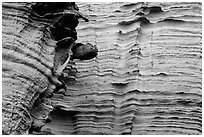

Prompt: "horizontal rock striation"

[45,2,202,135]
[2,2,89,134]
[2,2,55,134]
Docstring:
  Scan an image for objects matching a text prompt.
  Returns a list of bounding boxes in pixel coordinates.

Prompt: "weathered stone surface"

[2,2,202,135]
[45,2,202,135]
[71,43,98,60]
[2,2,90,134]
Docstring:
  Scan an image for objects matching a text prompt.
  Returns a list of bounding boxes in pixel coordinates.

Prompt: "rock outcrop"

[2,2,97,135]
[43,2,202,135]
[2,2,202,135]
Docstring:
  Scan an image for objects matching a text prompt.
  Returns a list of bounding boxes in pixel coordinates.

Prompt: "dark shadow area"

[41,108,78,135]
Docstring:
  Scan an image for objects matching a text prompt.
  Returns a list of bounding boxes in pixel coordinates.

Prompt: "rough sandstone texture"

[2,2,202,135]
[2,2,96,135]
[44,2,202,135]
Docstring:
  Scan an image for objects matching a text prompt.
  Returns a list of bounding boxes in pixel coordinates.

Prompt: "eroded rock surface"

[45,2,202,135]
[2,2,97,135]
[2,2,202,135]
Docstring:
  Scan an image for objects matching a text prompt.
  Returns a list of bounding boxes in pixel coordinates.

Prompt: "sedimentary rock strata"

[2,2,202,135]
[2,2,97,134]
[45,2,202,135]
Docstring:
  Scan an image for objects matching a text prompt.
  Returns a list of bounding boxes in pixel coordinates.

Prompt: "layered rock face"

[2,3,55,134]
[2,2,202,135]
[45,2,202,135]
[2,2,97,135]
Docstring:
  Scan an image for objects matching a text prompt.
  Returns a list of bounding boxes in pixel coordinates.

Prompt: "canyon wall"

[2,2,202,135]
[44,2,202,135]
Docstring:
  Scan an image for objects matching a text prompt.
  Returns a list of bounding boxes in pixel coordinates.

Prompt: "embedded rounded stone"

[71,43,98,60]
